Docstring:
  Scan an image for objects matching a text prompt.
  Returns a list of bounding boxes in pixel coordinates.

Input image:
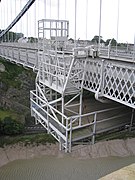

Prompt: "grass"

[0,133,56,148]
[0,109,19,121]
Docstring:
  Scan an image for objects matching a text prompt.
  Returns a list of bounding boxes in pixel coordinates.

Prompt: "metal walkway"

[0,43,134,109]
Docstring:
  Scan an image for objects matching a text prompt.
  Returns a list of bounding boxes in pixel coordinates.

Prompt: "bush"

[0,117,24,135]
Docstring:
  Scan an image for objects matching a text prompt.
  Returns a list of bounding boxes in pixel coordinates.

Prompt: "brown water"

[0,155,135,180]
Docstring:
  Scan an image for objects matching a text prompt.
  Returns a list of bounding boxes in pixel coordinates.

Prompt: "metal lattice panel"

[104,62,135,108]
[83,59,102,92]
[83,58,135,108]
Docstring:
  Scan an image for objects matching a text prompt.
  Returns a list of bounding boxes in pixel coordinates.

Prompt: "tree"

[0,117,24,135]
[91,35,105,44]
[28,37,38,43]
[0,30,24,42]
[68,38,74,43]
[105,38,117,46]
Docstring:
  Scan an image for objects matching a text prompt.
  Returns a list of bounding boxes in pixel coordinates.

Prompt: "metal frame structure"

[0,41,134,152]
[30,19,87,151]
[29,19,134,152]
[0,0,134,152]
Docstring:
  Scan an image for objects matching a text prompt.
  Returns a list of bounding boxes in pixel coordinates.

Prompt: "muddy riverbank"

[1,138,135,168]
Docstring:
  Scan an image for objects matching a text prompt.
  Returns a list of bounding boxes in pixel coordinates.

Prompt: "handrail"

[67,106,122,120]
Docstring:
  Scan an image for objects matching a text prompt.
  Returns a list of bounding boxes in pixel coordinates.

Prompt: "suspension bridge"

[0,0,135,152]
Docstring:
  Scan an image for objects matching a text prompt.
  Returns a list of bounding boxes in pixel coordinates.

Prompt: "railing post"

[69,118,72,153]
[95,59,105,101]
[133,34,135,62]
[108,39,112,58]
[108,44,110,58]
[65,118,68,152]
[47,105,50,134]
[79,90,83,126]
[59,136,62,151]
[63,52,66,84]
[129,109,134,131]
[92,113,97,145]
[62,95,64,125]
[30,91,33,116]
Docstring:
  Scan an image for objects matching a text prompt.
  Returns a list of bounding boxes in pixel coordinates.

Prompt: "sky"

[0,0,135,43]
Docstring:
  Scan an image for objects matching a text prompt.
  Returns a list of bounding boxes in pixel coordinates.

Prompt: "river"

[0,155,135,180]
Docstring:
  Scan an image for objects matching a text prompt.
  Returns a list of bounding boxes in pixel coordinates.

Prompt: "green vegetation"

[0,58,24,89]
[0,111,55,147]
[91,35,105,44]
[0,57,36,127]
[0,133,56,147]
[0,109,19,120]
[105,38,117,46]
[28,37,38,43]
[0,58,55,148]
[0,30,24,42]
[0,58,35,89]
[0,116,24,135]
[91,35,129,47]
